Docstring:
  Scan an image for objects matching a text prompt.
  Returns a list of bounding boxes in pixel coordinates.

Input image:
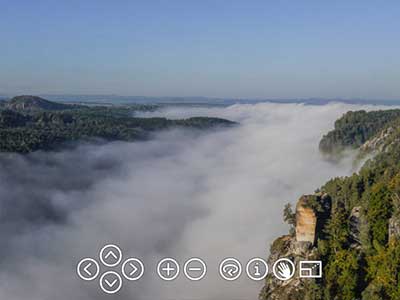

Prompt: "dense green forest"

[0,96,235,153]
[317,137,400,299]
[319,109,400,154]
[269,109,400,300]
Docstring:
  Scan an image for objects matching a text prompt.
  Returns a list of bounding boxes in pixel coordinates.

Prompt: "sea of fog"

[0,102,391,300]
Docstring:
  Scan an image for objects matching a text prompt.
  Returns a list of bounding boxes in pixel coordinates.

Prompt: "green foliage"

[303,109,400,299]
[0,107,236,153]
[324,200,350,252]
[324,249,361,300]
[365,183,392,246]
[283,203,296,236]
[283,203,296,225]
[319,109,400,154]
[365,240,400,299]
[270,235,291,255]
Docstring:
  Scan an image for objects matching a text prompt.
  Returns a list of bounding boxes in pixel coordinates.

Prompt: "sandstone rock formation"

[295,196,317,245]
[260,194,330,300]
[389,217,400,243]
[360,127,395,153]
[349,206,362,247]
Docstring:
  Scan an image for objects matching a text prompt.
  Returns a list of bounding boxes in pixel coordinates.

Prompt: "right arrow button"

[122,258,145,281]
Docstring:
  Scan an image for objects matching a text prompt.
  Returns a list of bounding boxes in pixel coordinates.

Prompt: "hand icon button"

[272,258,295,281]
[277,262,291,278]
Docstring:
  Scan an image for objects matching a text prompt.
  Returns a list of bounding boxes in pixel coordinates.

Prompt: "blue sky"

[1,0,399,99]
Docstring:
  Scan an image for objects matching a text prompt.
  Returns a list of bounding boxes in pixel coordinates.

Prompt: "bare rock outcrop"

[295,196,317,245]
[389,217,400,243]
[349,206,362,247]
[260,194,331,300]
[360,127,395,153]
[260,234,319,300]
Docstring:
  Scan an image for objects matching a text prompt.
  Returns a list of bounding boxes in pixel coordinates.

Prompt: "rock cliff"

[262,109,400,299]
[295,196,317,245]
[260,194,330,300]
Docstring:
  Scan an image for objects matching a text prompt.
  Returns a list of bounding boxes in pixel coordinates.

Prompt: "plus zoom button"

[157,258,180,281]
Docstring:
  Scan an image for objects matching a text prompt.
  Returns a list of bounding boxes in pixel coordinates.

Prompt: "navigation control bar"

[76,244,322,295]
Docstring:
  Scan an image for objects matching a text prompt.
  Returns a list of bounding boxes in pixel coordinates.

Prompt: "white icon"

[99,244,122,267]
[157,258,180,281]
[246,258,269,281]
[77,258,100,281]
[99,271,123,294]
[299,261,322,278]
[219,258,242,281]
[122,258,145,281]
[272,258,295,281]
[183,258,207,281]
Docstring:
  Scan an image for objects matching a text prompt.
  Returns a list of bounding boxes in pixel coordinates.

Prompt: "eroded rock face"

[260,234,319,300]
[260,194,331,300]
[295,196,317,245]
[360,127,395,153]
[389,217,400,242]
[349,206,362,247]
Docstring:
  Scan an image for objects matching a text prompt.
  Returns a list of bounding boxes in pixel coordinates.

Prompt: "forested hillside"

[0,96,235,153]
[319,109,400,154]
[263,109,400,300]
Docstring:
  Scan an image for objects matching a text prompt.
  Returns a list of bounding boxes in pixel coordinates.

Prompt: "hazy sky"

[1,0,399,99]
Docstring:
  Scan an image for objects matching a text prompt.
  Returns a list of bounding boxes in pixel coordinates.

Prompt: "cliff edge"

[261,109,400,300]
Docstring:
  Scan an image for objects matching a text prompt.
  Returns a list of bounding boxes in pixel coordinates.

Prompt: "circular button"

[219,258,242,281]
[99,271,123,294]
[99,244,122,267]
[183,258,207,281]
[122,258,145,281]
[246,257,269,281]
[272,258,295,281]
[157,258,180,281]
[77,258,100,281]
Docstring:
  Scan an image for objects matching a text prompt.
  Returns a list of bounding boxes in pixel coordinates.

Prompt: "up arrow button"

[100,244,122,267]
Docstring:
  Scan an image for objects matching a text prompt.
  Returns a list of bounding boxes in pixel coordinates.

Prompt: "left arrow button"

[77,258,100,281]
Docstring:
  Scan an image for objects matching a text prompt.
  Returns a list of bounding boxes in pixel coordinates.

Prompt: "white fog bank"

[0,103,384,300]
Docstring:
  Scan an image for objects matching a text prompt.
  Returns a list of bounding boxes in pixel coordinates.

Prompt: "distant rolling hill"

[0,95,236,153]
[0,95,80,111]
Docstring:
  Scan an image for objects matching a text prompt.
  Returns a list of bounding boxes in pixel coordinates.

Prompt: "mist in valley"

[0,102,380,300]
